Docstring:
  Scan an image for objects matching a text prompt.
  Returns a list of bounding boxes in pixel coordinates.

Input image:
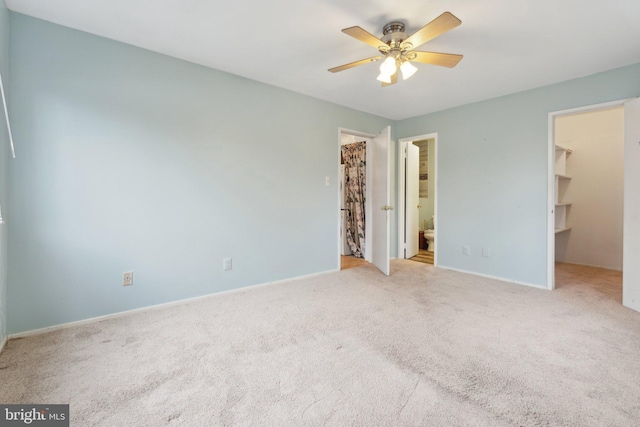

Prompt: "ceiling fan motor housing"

[382,21,405,35]
[381,21,410,53]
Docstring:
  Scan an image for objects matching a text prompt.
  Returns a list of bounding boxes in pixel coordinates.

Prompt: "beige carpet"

[1,261,640,426]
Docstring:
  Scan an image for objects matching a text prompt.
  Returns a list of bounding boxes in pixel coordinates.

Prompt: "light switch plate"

[123,272,133,286]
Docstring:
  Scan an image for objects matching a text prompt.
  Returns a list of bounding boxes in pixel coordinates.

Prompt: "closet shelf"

[555,145,573,154]
[555,145,573,237]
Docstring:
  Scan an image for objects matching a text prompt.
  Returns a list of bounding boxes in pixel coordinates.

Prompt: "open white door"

[405,143,420,258]
[371,126,391,275]
[623,97,640,312]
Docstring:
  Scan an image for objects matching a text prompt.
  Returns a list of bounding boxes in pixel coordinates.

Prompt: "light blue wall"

[397,63,640,286]
[7,13,391,333]
[0,1,10,345]
[7,11,640,334]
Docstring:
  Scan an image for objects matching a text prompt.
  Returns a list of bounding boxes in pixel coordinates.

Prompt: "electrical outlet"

[325,176,330,186]
[482,247,491,258]
[463,246,471,256]
[223,258,232,271]
[123,272,133,286]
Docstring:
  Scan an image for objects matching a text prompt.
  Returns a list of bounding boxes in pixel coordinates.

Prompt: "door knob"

[417,204,422,208]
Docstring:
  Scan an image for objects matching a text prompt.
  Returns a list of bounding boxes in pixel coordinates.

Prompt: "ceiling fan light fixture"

[379,56,397,75]
[400,61,418,80]
[376,71,392,83]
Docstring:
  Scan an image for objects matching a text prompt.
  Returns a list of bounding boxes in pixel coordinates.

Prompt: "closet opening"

[548,100,632,306]
[338,129,373,271]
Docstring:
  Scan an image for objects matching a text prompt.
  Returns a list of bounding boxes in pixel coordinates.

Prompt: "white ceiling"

[6,0,640,120]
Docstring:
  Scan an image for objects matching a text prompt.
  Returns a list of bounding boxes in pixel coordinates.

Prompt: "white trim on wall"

[397,133,438,265]
[439,266,546,290]
[9,268,339,339]
[546,98,632,290]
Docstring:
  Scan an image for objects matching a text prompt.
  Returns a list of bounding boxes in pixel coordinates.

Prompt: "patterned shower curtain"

[341,141,366,258]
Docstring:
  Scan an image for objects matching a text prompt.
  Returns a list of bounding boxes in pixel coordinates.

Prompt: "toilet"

[424,229,435,252]
[424,215,435,252]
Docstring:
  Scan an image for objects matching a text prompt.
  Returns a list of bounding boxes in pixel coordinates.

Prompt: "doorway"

[554,106,624,266]
[338,127,392,275]
[552,105,624,296]
[397,133,438,266]
[547,97,640,314]
[411,139,435,264]
[339,130,373,271]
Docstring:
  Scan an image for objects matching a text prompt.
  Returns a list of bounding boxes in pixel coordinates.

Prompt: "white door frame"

[405,143,420,258]
[337,128,375,270]
[397,133,438,264]
[546,98,631,289]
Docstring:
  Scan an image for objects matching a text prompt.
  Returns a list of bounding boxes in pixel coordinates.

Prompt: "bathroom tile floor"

[410,249,434,265]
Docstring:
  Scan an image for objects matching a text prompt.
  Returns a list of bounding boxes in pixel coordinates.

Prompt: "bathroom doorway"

[397,133,438,266]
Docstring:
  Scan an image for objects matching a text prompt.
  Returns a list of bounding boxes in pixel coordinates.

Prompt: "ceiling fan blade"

[410,51,463,68]
[342,26,388,50]
[402,12,461,50]
[328,56,383,73]
[381,70,398,87]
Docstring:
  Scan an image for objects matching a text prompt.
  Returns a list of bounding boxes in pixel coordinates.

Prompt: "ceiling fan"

[329,12,463,86]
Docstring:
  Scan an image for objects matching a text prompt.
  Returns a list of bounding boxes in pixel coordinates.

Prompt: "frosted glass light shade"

[400,61,418,80]
[379,56,397,75]
[376,72,392,83]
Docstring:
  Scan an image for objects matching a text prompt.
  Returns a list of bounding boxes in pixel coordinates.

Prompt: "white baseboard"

[0,335,6,354]
[9,268,339,339]
[438,265,547,290]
